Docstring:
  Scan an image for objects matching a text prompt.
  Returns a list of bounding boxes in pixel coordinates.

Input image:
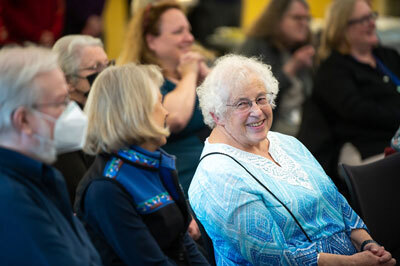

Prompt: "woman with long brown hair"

[118,0,210,201]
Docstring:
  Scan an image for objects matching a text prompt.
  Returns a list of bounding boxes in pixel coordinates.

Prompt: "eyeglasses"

[348,11,378,26]
[70,59,115,81]
[77,59,115,73]
[32,96,70,109]
[288,14,311,23]
[226,93,274,113]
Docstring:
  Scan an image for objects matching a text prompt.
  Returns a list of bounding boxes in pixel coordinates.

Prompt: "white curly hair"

[197,54,279,128]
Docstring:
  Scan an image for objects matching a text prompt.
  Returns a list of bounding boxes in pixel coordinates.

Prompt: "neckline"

[205,132,280,167]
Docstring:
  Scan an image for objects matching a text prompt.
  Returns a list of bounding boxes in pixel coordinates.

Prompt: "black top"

[53,150,94,204]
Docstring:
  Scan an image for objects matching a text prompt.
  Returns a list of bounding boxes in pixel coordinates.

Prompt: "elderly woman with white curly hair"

[188,54,395,265]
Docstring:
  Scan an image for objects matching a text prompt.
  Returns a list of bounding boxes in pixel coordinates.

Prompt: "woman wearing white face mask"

[52,34,113,204]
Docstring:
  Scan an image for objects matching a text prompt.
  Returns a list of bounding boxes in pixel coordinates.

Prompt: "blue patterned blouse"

[189,132,367,265]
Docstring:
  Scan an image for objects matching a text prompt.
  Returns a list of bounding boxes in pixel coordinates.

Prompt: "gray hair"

[0,46,59,134]
[197,54,279,128]
[52,35,103,82]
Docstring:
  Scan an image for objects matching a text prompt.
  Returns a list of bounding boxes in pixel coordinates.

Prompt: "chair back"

[339,153,400,260]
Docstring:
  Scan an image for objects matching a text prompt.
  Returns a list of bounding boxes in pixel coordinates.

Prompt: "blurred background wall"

[103,0,400,59]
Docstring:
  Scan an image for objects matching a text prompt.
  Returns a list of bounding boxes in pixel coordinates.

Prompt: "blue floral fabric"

[189,131,367,265]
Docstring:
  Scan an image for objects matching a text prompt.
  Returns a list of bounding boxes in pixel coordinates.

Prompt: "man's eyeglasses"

[226,93,275,113]
[32,96,70,109]
[348,12,378,26]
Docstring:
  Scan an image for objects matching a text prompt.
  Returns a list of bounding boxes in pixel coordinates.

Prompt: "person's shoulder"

[85,178,127,203]
[319,50,348,67]
[269,131,299,143]
[239,37,274,55]
[0,170,33,204]
[197,144,240,172]
[374,45,400,61]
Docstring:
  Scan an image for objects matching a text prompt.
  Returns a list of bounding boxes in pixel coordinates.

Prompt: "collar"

[0,146,49,182]
[116,145,175,171]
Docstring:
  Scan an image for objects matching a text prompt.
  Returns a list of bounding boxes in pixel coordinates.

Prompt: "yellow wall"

[104,0,385,58]
[241,0,381,30]
[103,0,128,60]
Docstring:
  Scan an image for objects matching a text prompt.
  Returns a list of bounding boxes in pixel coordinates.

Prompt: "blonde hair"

[318,0,367,60]
[117,0,181,66]
[83,63,169,155]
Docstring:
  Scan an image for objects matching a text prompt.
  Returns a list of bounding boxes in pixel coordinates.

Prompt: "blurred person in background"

[0,0,64,47]
[0,46,101,265]
[118,0,210,200]
[239,0,314,136]
[298,0,400,189]
[74,63,209,266]
[52,34,112,204]
[63,0,106,38]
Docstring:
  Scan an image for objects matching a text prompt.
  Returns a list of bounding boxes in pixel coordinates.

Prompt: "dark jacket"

[53,150,94,204]
[74,146,209,266]
[0,147,101,266]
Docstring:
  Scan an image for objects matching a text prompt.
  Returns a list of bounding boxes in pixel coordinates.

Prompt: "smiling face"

[346,0,378,50]
[220,76,273,150]
[146,8,194,68]
[279,0,310,47]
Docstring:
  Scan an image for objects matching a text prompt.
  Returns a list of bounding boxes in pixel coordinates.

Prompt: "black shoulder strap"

[200,152,312,243]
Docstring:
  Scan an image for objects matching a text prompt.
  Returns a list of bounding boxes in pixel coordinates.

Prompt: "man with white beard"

[0,46,102,266]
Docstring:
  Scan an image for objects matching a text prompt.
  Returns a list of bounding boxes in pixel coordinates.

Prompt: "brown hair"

[117,0,181,66]
[247,0,310,49]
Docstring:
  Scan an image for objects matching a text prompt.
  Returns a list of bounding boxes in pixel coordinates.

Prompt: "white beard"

[31,133,57,164]
[28,113,57,164]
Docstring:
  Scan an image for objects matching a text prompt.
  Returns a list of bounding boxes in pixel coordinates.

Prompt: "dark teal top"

[160,79,210,197]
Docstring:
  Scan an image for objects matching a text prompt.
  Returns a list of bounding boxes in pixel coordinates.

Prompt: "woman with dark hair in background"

[239,0,315,136]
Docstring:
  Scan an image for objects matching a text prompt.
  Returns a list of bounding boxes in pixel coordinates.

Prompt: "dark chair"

[339,153,400,260]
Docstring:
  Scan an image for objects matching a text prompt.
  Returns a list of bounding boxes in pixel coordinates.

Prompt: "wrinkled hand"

[351,250,396,266]
[177,52,202,78]
[188,218,201,241]
[364,243,396,265]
